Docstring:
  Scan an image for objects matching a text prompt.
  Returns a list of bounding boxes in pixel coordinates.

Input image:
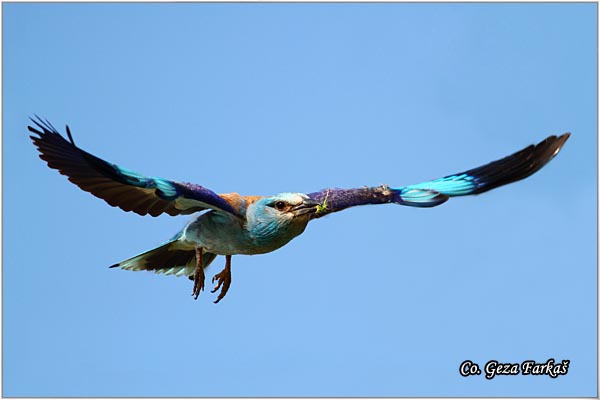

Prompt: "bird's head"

[252,192,321,226]
[245,193,320,250]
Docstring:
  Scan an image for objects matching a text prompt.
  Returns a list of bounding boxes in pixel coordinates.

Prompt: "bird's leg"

[211,255,232,304]
[192,247,205,300]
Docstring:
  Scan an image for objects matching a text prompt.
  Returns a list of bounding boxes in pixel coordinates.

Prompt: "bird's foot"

[211,255,232,304]
[192,247,205,300]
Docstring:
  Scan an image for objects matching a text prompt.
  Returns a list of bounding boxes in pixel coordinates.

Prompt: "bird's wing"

[28,117,240,217]
[307,133,570,217]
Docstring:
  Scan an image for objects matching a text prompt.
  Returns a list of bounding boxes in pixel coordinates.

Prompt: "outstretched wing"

[28,117,239,217]
[308,133,570,217]
[400,133,571,199]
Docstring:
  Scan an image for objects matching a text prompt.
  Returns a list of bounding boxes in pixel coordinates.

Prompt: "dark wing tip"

[108,263,120,269]
[66,125,76,145]
[28,115,49,136]
[555,132,571,152]
[537,132,571,163]
[467,132,571,194]
[27,125,41,135]
[27,115,68,140]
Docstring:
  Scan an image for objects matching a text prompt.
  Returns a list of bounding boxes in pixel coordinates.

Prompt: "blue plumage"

[28,116,570,303]
[397,133,570,202]
[403,174,476,197]
[28,117,238,217]
[391,188,449,208]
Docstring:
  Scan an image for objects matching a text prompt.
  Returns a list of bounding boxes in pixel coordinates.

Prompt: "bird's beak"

[291,199,321,217]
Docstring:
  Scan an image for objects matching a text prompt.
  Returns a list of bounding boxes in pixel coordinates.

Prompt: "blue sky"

[2,2,597,397]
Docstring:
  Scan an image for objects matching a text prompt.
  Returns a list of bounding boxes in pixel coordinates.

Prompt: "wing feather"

[403,133,570,197]
[29,117,239,217]
[308,134,570,215]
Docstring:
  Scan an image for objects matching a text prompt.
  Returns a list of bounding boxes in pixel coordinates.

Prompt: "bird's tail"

[391,133,570,208]
[109,237,217,278]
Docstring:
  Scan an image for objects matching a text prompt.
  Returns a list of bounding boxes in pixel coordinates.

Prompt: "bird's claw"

[192,270,204,300]
[211,255,232,304]
[211,270,227,291]
[191,247,205,300]
[211,269,231,303]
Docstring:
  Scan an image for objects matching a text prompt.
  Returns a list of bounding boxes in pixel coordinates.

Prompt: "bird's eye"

[274,201,287,211]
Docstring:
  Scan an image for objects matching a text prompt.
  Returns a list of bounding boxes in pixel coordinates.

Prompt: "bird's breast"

[180,211,307,256]
[246,219,308,254]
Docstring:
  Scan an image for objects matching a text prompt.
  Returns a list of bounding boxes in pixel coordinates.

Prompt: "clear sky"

[2,2,597,397]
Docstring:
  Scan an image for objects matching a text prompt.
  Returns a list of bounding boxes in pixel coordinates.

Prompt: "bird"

[28,116,570,303]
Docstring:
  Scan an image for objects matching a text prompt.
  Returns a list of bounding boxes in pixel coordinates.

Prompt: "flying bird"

[28,117,570,303]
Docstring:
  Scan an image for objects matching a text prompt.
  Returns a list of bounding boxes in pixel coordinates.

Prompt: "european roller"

[28,117,570,303]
